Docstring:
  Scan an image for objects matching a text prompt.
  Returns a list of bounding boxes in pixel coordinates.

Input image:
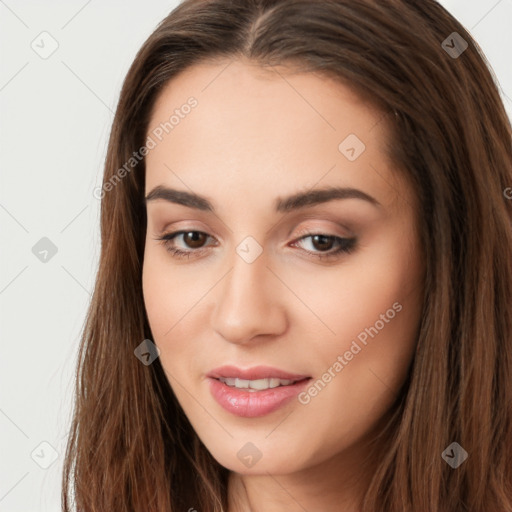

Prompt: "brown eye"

[291,232,357,261]
[155,230,216,259]
[181,231,208,249]
[309,234,336,252]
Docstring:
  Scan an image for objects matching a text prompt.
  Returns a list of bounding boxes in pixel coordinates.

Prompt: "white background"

[1,1,511,510]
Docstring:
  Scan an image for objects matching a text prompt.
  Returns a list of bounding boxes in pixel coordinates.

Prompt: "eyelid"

[160,229,217,247]
[157,224,351,247]
[291,224,353,240]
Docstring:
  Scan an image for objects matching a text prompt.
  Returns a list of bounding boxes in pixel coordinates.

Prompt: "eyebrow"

[144,185,381,212]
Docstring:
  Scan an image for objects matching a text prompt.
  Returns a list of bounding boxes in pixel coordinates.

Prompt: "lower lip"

[207,377,311,418]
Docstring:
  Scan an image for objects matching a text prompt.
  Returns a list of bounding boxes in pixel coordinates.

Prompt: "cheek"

[298,231,422,433]
[142,250,172,339]
[274,223,422,349]
[141,248,212,383]
[142,250,185,365]
[291,293,420,466]
[142,247,200,338]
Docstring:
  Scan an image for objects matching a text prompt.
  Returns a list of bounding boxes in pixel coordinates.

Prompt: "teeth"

[218,377,296,391]
[269,378,282,388]
[235,378,248,388]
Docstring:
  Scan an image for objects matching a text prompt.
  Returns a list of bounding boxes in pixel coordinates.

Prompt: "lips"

[206,365,312,417]
[206,365,310,381]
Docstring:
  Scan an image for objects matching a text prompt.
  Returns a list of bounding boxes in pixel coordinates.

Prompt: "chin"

[203,438,312,476]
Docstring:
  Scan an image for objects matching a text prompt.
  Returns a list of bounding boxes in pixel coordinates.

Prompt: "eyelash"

[155,229,357,261]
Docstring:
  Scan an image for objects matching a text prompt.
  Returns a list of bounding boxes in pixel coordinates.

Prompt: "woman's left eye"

[291,233,357,260]
[154,230,357,261]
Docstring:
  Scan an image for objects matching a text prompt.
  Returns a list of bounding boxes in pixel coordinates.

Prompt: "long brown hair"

[62,1,512,510]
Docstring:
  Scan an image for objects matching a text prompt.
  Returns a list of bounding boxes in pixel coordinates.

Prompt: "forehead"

[144,59,410,214]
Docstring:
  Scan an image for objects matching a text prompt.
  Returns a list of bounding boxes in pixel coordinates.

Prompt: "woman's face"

[142,59,424,479]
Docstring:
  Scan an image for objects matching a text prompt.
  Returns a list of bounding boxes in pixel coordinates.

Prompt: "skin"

[142,58,425,511]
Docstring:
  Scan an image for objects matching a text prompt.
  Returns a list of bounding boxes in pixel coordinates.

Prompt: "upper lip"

[207,365,311,381]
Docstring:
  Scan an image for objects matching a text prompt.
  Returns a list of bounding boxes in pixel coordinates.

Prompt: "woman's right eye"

[155,230,215,259]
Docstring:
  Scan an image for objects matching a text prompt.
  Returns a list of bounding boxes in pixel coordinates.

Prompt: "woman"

[62,1,512,511]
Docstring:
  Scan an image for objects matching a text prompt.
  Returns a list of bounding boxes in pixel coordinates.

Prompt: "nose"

[210,249,288,345]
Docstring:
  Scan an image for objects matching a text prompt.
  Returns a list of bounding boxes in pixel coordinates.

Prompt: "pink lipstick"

[206,365,311,418]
